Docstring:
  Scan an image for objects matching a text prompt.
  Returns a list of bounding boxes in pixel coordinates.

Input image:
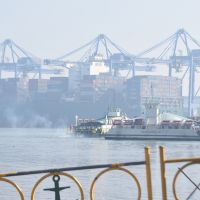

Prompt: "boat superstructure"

[73,108,129,135]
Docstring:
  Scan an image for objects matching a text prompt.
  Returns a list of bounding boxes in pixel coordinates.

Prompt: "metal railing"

[2,146,200,200]
[0,146,152,200]
[159,146,200,200]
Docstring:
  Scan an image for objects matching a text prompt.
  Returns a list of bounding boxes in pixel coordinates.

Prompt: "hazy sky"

[1,0,200,59]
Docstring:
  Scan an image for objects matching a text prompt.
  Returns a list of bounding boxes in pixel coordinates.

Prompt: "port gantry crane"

[44,34,155,76]
[0,39,63,79]
[133,29,200,117]
[45,29,200,117]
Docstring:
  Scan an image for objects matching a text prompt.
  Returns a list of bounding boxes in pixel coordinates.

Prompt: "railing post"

[160,146,167,200]
[145,146,153,200]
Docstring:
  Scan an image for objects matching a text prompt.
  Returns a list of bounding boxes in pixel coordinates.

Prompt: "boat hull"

[105,127,200,141]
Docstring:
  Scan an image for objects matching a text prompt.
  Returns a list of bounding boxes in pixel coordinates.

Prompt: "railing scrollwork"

[0,146,154,199]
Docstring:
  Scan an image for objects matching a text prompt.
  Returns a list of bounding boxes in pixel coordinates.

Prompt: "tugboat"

[73,108,129,136]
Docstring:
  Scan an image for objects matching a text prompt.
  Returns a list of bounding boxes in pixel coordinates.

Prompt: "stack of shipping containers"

[78,75,96,102]
[29,77,69,102]
[79,74,125,103]
[2,78,29,103]
[47,77,69,101]
[126,75,183,115]
[29,79,49,101]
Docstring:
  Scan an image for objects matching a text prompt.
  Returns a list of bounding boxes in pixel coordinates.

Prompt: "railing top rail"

[159,146,200,164]
[165,157,200,164]
[0,161,146,178]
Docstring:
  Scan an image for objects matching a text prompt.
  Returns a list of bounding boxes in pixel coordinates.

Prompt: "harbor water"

[0,128,200,199]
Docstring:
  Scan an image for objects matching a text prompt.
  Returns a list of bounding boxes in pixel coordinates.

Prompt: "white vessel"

[105,103,200,141]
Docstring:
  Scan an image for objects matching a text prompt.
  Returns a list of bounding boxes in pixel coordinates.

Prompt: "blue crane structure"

[44,34,155,75]
[1,30,199,117]
[45,30,200,116]
[0,39,63,79]
[133,29,200,117]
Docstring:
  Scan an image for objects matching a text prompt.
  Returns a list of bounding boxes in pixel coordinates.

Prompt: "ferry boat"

[73,108,129,135]
[105,103,200,141]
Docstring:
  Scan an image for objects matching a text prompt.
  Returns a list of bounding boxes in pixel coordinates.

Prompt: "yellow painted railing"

[0,146,152,200]
[159,146,200,200]
[1,146,199,199]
